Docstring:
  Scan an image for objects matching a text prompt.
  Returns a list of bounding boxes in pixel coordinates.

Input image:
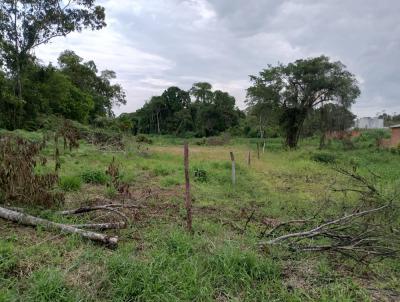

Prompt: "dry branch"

[0,206,118,247]
[263,204,390,245]
[259,219,312,239]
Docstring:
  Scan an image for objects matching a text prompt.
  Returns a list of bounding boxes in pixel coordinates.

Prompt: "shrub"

[206,133,231,146]
[311,152,336,164]
[80,169,108,184]
[105,186,117,199]
[194,168,208,182]
[0,135,63,206]
[59,176,82,191]
[136,134,153,144]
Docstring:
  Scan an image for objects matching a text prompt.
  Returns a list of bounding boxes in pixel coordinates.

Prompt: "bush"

[136,134,153,144]
[194,168,207,182]
[311,152,336,164]
[206,133,231,146]
[0,135,63,206]
[80,169,108,184]
[59,176,82,191]
[153,166,171,176]
[105,186,117,199]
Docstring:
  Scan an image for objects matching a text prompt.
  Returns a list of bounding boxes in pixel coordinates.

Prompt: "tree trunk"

[0,206,118,247]
[284,108,307,149]
[319,104,326,149]
[156,111,161,134]
[319,132,326,149]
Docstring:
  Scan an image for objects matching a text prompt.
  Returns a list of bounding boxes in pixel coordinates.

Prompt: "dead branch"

[242,209,256,233]
[263,204,390,245]
[259,219,312,239]
[0,206,118,247]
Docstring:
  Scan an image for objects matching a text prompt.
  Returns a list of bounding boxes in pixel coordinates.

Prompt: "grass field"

[1,130,399,301]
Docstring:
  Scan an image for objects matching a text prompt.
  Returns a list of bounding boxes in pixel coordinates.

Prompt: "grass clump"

[310,152,336,164]
[136,134,153,144]
[80,169,108,184]
[59,176,81,192]
[0,240,17,280]
[105,186,118,199]
[107,230,209,301]
[24,268,80,302]
[194,167,208,182]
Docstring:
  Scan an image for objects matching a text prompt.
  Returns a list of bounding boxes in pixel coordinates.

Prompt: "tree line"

[1,0,361,148]
[119,82,243,137]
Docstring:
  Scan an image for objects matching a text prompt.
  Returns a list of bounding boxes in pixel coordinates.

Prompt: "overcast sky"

[36,0,400,117]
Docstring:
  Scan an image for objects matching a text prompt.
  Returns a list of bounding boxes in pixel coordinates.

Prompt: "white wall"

[355,117,384,129]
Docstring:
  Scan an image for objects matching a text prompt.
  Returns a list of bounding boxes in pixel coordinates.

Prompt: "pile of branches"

[81,129,124,151]
[259,167,399,262]
[0,135,63,206]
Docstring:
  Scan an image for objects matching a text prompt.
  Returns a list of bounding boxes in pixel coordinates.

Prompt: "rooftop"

[390,124,400,128]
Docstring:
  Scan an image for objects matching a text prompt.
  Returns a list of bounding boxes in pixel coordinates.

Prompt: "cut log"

[69,222,126,230]
[0,206,118,247]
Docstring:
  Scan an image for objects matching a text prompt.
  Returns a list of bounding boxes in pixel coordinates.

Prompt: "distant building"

[354,117,384,129]
[379,124,400,148]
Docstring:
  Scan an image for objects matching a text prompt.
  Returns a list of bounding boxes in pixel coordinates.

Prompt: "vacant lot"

[1,131,399,301]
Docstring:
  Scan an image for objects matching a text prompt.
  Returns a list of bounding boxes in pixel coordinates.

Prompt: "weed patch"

[59,176,82,192]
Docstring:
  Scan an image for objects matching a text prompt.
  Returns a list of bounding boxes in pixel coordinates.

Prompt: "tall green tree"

[247,56,360,148]
[190,82,213,103]
[57,50,126,119]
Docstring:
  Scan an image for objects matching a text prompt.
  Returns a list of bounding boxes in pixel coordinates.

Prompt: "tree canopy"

[0,50,125,129]
[0,0,106,128]
[247,56,360,148]
[125,83,242,137]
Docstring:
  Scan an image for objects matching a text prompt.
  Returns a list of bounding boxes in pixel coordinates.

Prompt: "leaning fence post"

[230,151,236,186]
[184,142,192,233]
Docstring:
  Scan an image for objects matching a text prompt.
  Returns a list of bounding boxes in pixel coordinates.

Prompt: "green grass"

[81,169,108,185]
[0,129,399,301]
[59,175,82,192]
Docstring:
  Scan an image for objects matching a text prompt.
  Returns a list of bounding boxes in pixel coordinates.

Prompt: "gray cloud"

[36,0,400,117]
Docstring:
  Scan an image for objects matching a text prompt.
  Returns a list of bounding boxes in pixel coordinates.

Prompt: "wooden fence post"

[247,151,251,166]
[230,151,236,186]
[184,142,192,233]
[257,143,260,159]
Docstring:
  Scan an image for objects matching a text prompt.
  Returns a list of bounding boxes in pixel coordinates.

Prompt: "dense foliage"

[0,51,126,129]
[0,0,111,130]
[121,83,243,137]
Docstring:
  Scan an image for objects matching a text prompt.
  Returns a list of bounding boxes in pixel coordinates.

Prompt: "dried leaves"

[0,135,63,206]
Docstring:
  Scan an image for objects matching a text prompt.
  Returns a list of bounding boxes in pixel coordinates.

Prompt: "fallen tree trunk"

[0,206,118,247]
[69,222,126,230]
